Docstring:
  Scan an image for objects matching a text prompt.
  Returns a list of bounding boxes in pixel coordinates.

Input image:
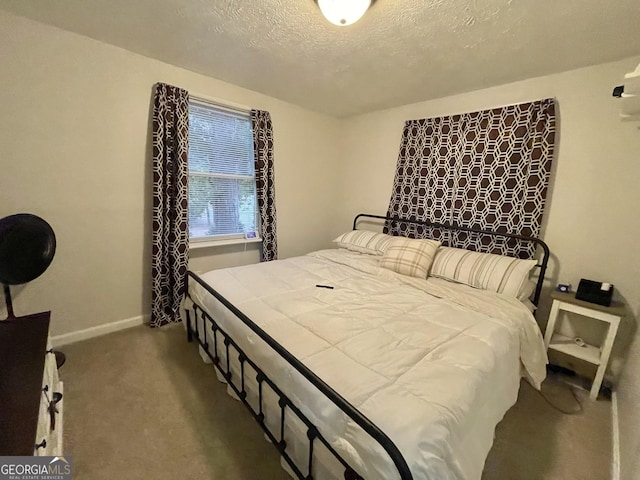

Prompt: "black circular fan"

[0,214,56,319]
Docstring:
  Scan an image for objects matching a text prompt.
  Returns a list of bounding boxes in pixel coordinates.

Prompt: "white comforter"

[187,249,547,480]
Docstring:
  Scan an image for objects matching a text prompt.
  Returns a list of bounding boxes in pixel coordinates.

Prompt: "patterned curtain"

[251,110,278,261]
[385,99,556,259]
[151,83,189,327]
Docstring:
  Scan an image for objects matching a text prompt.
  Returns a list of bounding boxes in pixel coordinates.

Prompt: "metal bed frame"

[184,213,550,480]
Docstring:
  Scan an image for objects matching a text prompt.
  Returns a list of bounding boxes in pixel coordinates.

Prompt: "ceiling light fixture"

[315,0,375,27]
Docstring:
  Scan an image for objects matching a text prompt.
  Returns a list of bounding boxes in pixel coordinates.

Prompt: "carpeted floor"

[483,373,611,480]
[59,324,611,480]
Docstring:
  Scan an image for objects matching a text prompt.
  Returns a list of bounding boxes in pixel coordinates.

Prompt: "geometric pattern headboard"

[385,98,556,259]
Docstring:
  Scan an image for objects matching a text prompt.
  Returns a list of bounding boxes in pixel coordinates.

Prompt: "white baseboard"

[611,390,620,480]
[51,314,148,347]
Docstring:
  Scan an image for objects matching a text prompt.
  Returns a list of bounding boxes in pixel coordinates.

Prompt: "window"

[188,100,259,243]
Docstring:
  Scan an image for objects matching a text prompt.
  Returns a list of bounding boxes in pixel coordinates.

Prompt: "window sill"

[189,237,263,250]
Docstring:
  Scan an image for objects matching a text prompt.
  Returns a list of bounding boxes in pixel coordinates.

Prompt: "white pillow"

[518,279,537,301]
[380,237,441,278]
[333,230,391,256]
[430,246,538,298]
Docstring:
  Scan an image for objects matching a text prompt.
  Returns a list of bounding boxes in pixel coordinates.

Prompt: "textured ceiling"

[1,0,639,117]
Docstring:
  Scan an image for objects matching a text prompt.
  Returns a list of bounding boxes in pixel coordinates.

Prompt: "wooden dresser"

[0,312,64,456]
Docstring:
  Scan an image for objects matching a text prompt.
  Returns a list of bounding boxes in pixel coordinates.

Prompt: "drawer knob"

[48,393,63,431]
[35,439,47,450]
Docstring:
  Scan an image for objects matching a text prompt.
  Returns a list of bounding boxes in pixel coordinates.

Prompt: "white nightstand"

[544,291,626,400]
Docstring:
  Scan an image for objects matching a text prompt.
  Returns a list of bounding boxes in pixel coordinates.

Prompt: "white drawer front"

[44,381,64,456]
[43,349,59,390]
[34,386,51,455]
[34,345,64,456]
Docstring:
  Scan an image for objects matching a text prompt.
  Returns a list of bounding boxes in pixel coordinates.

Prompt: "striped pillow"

[380,237,441,278]
[333,230,392,256]
[430,246,538,298]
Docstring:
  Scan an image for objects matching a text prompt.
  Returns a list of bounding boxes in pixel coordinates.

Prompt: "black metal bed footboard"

[185,271,413,480]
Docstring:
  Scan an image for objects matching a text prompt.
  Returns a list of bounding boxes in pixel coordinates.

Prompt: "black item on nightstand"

[575,278,614,307]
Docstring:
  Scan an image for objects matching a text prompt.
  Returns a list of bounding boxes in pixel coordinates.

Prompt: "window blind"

[188,101,258,240]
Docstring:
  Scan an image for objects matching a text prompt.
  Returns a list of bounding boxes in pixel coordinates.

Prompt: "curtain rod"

[190,93,252,115]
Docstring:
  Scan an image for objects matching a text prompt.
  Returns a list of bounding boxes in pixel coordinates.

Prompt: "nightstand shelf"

[544,291,625,401]
[548,332,601,365]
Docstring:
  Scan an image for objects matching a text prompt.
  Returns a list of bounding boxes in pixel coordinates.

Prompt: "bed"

[183,214,550,480]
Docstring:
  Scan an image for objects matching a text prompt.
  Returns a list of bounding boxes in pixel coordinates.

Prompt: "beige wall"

[336,56,640,480]
[2,7,640,479]
[0,11,342,335]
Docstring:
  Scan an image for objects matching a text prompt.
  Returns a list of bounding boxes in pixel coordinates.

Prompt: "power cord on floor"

[536,385,583,415]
